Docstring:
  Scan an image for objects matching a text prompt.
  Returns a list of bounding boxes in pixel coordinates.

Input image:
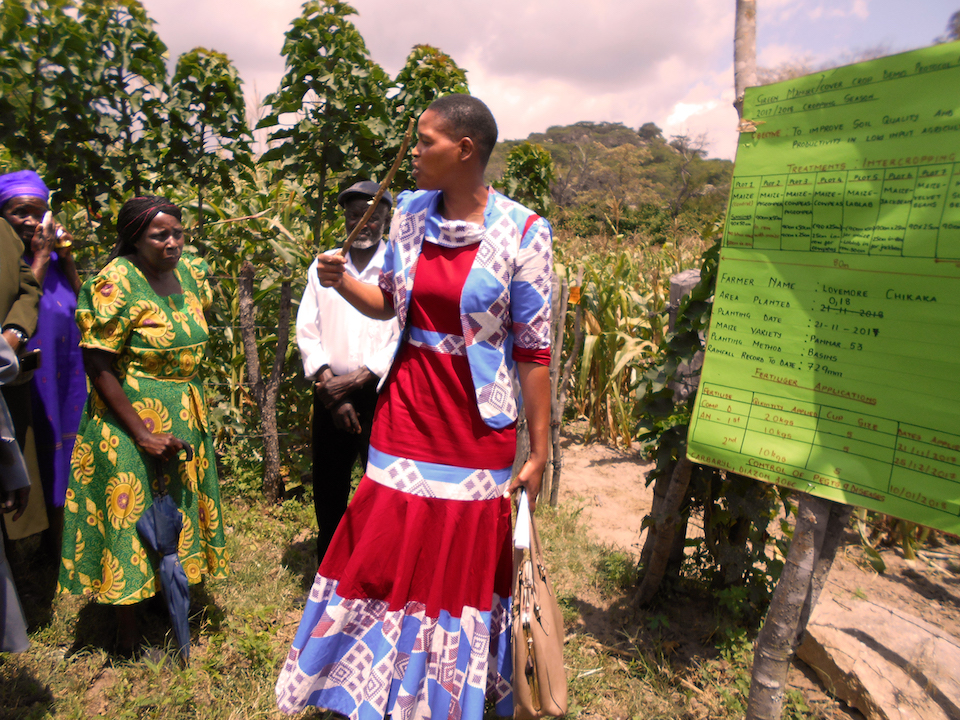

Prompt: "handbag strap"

[515,490,532,549]
[527,510,548,582]
[515,490,548,600]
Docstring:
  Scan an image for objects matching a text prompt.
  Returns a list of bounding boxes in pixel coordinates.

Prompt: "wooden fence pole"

[638,269,703,583]
[547,277,570,506]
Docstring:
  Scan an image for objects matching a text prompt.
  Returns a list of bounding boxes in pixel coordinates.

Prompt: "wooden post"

[734,0,758,118]
[546,276,570,507]
[514,271,570,509]
[638,269,702,582]
[512,414,530,481]
[633,457,693,606]
[745,495,852,720]
[554,267,583,504]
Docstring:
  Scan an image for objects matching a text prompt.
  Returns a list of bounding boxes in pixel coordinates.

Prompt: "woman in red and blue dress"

[276,95,553,720]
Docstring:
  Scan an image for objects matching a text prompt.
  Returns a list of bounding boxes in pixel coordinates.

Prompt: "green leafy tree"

[386,44,469,190]
[543,138,603,209]
[253,1,392,500]
[0,0,176,226]
[77,0,169,207]
[258,0,389,242]
[495,141,556,216]
[664,134,707,217]
[190,167,324,504]
[490,121,732,239]
[572,144,658,224]
[638,122,663,141]
[166,47,254,240]
[518,122,653,210]
[0,0,103,207]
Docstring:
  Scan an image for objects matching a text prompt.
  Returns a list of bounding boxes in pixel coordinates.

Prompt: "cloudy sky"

[145,0,957,160]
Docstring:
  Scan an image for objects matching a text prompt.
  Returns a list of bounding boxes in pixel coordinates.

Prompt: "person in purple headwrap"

[0,169,84,556]
[0,171,41,354]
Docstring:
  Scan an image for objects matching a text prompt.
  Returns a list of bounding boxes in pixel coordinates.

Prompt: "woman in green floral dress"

[58,196,228,652]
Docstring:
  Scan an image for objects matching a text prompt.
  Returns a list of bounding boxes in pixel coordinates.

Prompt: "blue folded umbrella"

[136,460,191,663]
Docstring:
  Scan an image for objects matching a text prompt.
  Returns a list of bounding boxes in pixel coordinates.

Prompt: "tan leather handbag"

[513,492,568,719]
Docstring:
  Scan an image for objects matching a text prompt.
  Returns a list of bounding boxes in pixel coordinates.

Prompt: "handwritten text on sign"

[687,41,960,533]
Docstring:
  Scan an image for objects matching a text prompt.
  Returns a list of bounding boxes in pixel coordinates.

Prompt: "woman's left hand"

[508,458,545,512]
[135,431,194,463]
[54,226,75,259]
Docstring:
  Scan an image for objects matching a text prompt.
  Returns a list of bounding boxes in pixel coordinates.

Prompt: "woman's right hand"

[33,215,73,258]
[31,216,56,258]
[84,349,194,464]
[135,431,193,462]
[316,253,347,288]
[29,215,79,290]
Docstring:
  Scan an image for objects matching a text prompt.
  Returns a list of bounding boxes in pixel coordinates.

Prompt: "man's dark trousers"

[312,379,379,562]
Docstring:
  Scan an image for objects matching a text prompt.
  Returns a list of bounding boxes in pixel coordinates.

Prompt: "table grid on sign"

[692,382,960,517]
[724,160,960,258]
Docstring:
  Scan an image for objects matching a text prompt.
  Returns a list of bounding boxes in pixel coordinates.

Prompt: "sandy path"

[554,432,655,555]
[555,430,960,719]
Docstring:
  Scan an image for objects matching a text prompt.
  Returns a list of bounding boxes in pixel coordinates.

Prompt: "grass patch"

[0,492,323,720]
[2,490,835,719]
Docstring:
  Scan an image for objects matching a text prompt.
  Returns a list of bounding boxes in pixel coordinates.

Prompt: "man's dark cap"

[337,180,393,209]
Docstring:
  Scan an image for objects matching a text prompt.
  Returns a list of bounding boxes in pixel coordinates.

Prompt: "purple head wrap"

[0,170,49,210]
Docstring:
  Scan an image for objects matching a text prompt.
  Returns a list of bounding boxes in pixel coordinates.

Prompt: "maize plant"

[556,226,712,447]
[559,250,658,446]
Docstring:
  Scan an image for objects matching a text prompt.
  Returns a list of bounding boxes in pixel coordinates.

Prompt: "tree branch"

[267,278,292,393]
[237,260,264,406]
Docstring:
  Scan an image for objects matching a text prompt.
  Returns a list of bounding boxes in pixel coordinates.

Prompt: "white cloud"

[150,0,298,71]
[662,71,740,159]
[351,0,731,89]
[666,101,720,127]
[828,0,870,20]
[762,0,806,25]
[758,43,817,68]
[138,0,948,162]
[144,0,742,157]
[352,0,739,151]
[764,0,868,25]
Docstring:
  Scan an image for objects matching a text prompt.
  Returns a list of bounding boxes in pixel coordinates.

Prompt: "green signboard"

[687,41,960,533]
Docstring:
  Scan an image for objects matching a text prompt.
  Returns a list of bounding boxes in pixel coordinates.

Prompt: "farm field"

[3,424,958,719]
[3,4,960,718]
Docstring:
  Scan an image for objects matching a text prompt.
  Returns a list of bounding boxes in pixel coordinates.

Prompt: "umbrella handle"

[154,459,168,496]
[152,443,193,497]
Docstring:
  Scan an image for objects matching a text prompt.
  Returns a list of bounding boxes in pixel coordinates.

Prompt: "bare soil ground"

[556,428,960,719]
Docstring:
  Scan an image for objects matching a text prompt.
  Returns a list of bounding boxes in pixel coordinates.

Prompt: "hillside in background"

[489,121,734,240]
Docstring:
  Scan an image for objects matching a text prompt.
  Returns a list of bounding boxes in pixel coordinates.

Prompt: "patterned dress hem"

[276,574,513,720]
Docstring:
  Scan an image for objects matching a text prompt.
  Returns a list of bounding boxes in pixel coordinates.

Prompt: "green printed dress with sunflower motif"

[58,255,229,605]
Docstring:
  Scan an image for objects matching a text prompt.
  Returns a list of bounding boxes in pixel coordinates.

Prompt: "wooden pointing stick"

[337,117,416,258]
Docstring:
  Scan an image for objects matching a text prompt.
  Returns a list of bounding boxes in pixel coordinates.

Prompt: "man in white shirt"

[296,181,399,561]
